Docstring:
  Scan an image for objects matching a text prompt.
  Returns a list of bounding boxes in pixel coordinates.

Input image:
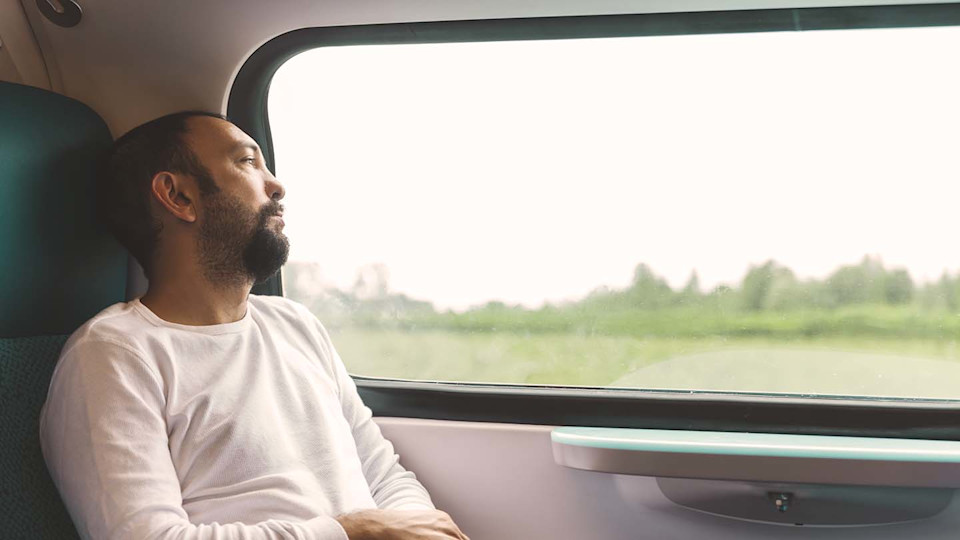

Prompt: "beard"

[198,192,290,286]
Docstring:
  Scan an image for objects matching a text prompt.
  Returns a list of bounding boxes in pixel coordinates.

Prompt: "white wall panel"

[376,417,960,540]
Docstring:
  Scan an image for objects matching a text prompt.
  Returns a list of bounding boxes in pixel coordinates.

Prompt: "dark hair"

[98,111,227,278]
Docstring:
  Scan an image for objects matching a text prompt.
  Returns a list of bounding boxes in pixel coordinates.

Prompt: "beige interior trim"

[0,0,50,88]
[18,0,62,92]
[19,0,959,138]
[0,37,24,83]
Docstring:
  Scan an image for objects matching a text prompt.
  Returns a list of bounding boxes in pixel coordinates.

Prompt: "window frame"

[229,3,960,440]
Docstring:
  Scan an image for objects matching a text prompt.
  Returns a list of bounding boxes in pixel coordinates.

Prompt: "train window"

[268,23,960,401]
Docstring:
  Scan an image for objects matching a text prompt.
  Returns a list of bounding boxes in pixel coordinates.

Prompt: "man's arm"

[306,317,469,539]
[323,335,435,510]
[40,339,348,540]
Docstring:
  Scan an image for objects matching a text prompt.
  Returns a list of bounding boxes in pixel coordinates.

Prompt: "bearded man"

[39,112,469,540]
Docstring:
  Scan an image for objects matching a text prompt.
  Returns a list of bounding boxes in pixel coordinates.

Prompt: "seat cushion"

[0,335,79,539]
[0,81,126,338]
[0,81,127,538]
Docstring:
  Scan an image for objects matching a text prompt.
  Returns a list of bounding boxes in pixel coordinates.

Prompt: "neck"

[140,267,253,326]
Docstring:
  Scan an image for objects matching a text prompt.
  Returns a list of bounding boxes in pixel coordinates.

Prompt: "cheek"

[242,180,272,208]
[222,180,268,214]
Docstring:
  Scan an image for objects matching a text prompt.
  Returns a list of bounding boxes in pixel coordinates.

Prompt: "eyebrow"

[232,142,260,155]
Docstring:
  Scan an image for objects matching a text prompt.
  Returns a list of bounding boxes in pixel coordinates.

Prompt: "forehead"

[183,116,258,157]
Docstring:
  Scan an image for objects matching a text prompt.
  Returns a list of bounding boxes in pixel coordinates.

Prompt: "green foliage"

[283,257,960,341]
[740,261,799,311]
[628,263,675,308]
[884,268,915,305]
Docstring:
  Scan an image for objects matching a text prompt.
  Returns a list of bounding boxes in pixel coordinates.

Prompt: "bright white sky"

[269,26,960,312]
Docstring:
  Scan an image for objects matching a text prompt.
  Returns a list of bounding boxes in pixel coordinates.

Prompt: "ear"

[150,172,199,223]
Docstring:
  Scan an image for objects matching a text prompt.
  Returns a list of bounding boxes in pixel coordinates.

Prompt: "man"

[40,112,470,540]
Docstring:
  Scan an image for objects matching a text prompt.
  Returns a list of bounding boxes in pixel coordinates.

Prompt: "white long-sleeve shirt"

[40,295,434,540]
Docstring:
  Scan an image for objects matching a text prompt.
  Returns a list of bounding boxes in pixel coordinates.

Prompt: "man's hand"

[336,509,470,540]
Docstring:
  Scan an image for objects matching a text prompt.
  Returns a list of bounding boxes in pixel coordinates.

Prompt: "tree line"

[287,256,960,316]
[282,257,960,338]
[585,255,959,313]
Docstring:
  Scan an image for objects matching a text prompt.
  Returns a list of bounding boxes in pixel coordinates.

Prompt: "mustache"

[257,200,284,223]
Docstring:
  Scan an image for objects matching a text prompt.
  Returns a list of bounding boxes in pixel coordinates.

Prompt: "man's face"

[185,117,289,285]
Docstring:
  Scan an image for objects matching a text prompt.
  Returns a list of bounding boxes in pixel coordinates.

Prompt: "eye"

[241,156,257,164]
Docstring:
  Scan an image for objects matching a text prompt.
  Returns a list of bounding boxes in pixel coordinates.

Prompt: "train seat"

[0,81,127,539]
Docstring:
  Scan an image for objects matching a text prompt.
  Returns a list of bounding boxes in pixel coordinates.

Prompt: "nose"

[265,171,285,201]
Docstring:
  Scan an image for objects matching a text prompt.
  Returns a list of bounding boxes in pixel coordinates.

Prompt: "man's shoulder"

[248,293,303,309]
[247,294,336,353]
[248,294,318,325]
[63,301,150,353]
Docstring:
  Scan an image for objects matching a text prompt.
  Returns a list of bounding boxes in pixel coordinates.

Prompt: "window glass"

[268,26,960,400]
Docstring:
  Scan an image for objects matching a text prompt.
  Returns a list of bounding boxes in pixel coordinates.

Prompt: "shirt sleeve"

[40,339,349,540]
[312,322,436,511]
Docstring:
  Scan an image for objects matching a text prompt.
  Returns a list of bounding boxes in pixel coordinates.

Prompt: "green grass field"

[329,327,960,400]
[290,256,960,400]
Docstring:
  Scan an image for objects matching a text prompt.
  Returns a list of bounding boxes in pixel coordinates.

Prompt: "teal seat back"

[0,81,127,539]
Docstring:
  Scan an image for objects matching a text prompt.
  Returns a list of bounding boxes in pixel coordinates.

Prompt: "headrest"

[0,82,126,338]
